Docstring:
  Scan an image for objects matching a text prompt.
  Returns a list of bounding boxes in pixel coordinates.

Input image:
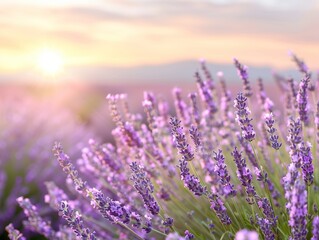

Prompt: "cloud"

[0,0,319,74]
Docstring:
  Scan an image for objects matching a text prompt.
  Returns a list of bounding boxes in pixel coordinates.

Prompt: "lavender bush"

[9,54,319,239]
[0,96,92,238]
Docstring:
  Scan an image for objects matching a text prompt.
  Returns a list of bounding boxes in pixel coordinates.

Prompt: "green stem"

[307,185,311,216]
[118,222,144,240]
[225,201,240,230]
[251,204,255,225]
[151,227,168,237]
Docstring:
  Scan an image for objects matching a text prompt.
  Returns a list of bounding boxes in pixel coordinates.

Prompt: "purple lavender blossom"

[178,159,207,196]
[106,94,125,129]
[189,125,201,150]
[289,180,308,240]
[283,164,299,213]
[312,216,319,240]
[162,217,174,234]
[235,229,258,240]
[290,52,309,74]
[188,93,201,126]
[264,112,282,150]
[256,197,277,227]
[184,230,194,240]
[288,78,298,109]
[234,93,256,142]
[233,58,252,97]
[88,188,131,223]
[290,52,315,91]
[162,217,174,227]
[123,122,143,148]
[213,149,236,197]
[232,147,256,204]
[88,140,121,172]
[54,143,133,226]
[143,96,160,141]
[53,142,87,192]
[300,142,314,186]
[256,215,275,240]
[254,167,267,182]
[195,72,218,114]
[287,117,303,168]
[169,117,194,161]
[297,73,311,125]
[16,197,55,239]
[130,162,160,215]
[209,194,232,225]
[5,224,25,240]
[59,201,97,240]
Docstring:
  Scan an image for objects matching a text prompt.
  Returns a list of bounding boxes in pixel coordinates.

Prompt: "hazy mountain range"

[0,60,307,84]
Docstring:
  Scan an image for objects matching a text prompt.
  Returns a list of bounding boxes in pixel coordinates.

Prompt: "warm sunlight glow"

[36,49,63,76]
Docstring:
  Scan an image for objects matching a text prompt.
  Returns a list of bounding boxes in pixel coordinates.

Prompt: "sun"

[36,49,64,76]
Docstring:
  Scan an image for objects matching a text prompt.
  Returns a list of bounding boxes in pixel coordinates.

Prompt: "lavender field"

[1,55,319,240]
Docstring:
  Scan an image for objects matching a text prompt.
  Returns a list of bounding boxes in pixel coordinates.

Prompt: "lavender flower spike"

[235,229,258,240]
[88,187,131,223]
[59,201,97,240]
[184,230,194,240]
[53,142,87,192]
[290,52,309,74]
[256,197,277,227]
[232,147,256,204]
[234,92,256,142]
[130,162,160,215]
[287,117,303,168]
[256,216,275,240]
[312,216,319,240]
[264,112,282,150]
[297,73,311,125]
[5,224,25,240]
[188,93,201,126]
[178,158,206,196]
[169,117,194,161]
[195,72,218,114]
[283,163,299,213]
[209,194,232,225]
[233,58,252,97]
[16,197,56,239]
[289,180,308,240]
[300,142,314,186]
[213,149,236,197]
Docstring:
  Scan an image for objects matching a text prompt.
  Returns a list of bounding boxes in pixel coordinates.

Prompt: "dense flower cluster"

[5,55,319,240]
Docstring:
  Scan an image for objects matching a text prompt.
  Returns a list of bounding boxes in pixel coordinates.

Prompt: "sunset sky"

[1,0,319,82]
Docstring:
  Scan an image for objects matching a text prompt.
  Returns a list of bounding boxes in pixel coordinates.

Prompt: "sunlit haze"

[1,0,319,82]
[36,49,63,76]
